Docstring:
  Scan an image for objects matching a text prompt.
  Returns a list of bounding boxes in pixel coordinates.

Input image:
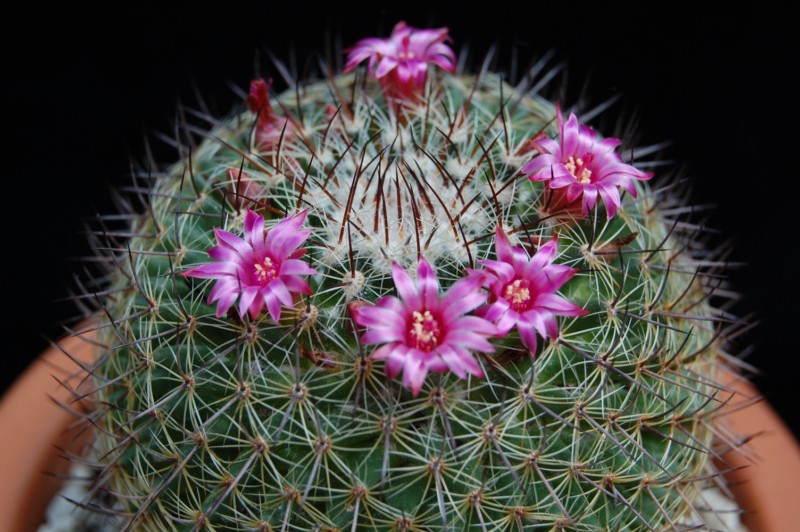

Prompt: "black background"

[4,4,799,437]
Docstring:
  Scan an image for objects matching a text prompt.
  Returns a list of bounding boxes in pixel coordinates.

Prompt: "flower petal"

[391,262,421,310]
[279,258,317,277]
[244,209,265,255]
[478,258,515,283]
[267,223,311,261]
[238,286,260,319]
[267,278,293,308]
[529,238,558,270]
[375,57,399,78]
[353,300,404,328]
[494,227,514,264]
[208,278,239,304]
[516,319,539,355]
[362,327,405,345]
[380,344,406,379]
[597,184,621,219]
[440,277,486,317]
[416,257,440,309]
[264,290,282,324]
[182,261,238,279]
[214,227,252,258]
[403,356,429,396]
[214,292,238,318]
[450,315,499,338]
[207,245,239,263]
[537,293,587,317]
[442,345,484,378]
[581,187,598,214]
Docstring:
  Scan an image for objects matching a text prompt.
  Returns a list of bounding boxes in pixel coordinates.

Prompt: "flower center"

[409,310,441,351]
[504,279,532,312]
[397,35,417,61]
[253,257,278,286]
[564,154,594,184]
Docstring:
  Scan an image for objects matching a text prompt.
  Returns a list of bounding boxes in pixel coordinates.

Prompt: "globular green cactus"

[73,22,745,531]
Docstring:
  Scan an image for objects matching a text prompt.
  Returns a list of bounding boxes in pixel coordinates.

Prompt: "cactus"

[72,21,746,531]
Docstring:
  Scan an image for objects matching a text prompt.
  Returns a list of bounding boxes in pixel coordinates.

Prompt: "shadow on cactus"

[65,20,750,531]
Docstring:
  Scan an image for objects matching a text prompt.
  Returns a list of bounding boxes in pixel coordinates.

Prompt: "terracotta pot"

[1,335,798,531]
[718,374,800,531]
[0,331,95,531]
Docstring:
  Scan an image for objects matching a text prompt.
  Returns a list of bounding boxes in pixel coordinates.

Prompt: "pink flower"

[522,107,653,219]
[182,210,316,322]
[474,229,586,355]
[344,21,456,100]
[246,78,291,150]
[351,258,497,396]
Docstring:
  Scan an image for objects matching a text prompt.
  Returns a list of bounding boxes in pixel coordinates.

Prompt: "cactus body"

[84,46,737,531]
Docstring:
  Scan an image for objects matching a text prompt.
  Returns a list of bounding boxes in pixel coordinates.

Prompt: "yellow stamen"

[504,279,532,312]
[410,310,440,351]
[254,257,277,285]
[565,156,592,184]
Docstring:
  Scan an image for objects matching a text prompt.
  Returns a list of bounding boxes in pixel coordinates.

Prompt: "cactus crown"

[67,22,746,531]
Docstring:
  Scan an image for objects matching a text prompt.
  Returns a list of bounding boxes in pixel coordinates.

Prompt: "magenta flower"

[351,258,497,396]
[344,21,456,100]
[181,210,316,322]
[474,229,586,355]
[522,107,653,219]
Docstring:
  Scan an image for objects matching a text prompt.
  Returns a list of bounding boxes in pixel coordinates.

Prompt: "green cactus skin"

[77,65,742,531]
